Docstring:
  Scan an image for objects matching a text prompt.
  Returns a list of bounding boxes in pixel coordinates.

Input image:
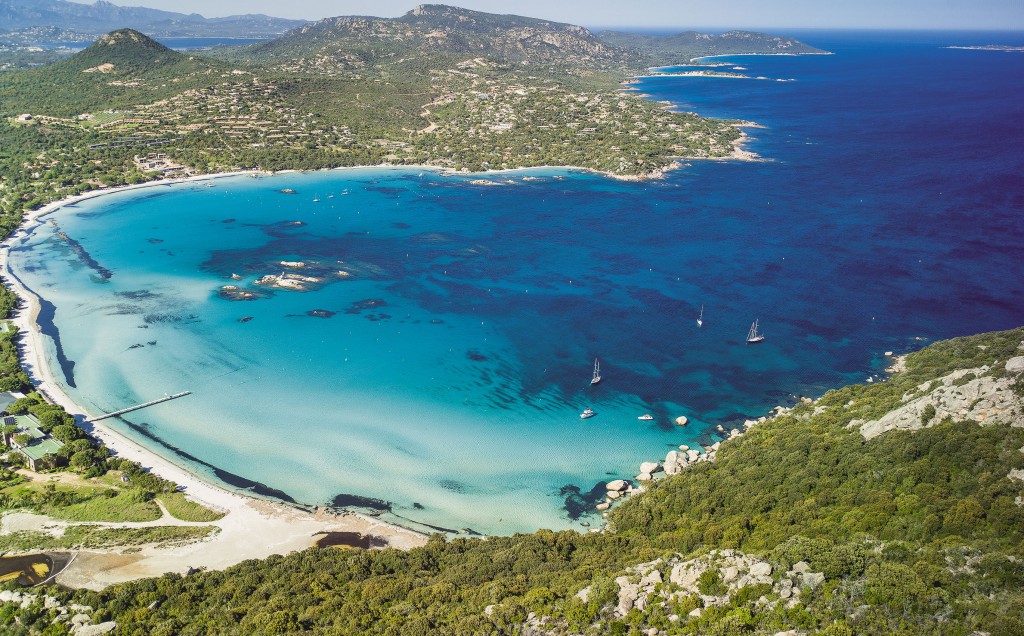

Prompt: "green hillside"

[596,30,829,66]
[241,4,634,78]
[3,327,1017,635]
[0,13,748,230]
[0,29,229,114]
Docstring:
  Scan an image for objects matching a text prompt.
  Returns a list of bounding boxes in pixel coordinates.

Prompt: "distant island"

[597,29,830,64]
[0,0,307,41]
[945,44,1024,52]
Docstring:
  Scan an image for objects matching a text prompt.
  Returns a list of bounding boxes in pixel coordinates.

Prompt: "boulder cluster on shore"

[594,405,804,521]
[597,351,950,521]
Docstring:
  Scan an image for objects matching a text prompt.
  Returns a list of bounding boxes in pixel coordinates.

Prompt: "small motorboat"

[580,408,596,419]
[638,414,654,421]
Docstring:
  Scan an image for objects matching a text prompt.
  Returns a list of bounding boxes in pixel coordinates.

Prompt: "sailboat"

[697,305,704,328]
[591,358,602,385]
[746,319,765,344]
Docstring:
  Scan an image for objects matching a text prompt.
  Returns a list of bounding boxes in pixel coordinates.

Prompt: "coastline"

[690,51,834,63]
[0,126,762,584]
[0,172,430,589]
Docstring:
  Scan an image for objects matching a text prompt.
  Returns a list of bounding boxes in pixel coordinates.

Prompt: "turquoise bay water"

[7,32,1024,534]
[12,169,732,534]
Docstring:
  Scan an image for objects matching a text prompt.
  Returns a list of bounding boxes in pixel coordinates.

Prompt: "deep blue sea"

[7,31,1024,535]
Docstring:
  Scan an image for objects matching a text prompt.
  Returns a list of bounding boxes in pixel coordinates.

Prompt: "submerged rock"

[218,286,268,301]
[345,298,389,315]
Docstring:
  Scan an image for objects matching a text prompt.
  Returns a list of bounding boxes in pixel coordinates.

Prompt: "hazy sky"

[121,0,1024,30]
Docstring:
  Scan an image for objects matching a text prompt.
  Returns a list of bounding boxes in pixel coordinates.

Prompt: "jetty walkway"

[86,391,191,423]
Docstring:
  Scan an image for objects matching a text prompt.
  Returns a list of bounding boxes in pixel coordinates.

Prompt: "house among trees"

[2,414,64,471]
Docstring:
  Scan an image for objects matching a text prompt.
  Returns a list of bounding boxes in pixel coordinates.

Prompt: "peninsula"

[0,2,832,215]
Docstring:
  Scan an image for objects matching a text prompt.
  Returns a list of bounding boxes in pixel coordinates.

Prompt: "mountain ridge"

[234,5,827,80]
[0,0,306,40]
[245,4,633,74]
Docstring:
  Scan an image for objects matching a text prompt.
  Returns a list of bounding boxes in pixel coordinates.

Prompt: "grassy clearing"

[61,525,219,549]
[157,492,225,522]
[2,474,164,522]
[0,480,101,497]
[0,525,218,551]
[0,531,52,552]
[46,490,161,523]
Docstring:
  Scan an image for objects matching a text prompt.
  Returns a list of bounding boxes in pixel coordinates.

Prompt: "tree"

[51,424,83,445]
[6,396,37,415]
[29,404,74,430]
[69,450,94,471]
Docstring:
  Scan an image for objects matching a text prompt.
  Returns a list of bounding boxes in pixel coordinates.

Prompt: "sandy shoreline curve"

[0,170,433,589]
[0,148,762,586]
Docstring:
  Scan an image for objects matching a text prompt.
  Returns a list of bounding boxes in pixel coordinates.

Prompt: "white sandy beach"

[0,143,761,586]
[0,173,427,589]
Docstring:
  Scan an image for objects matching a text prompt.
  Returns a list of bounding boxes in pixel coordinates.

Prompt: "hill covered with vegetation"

[596,30,829,66]
[0,7,755,229]
[242,4,634,78]
[0,29,230,114]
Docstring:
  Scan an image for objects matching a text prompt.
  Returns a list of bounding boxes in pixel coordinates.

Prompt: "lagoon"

[6,31,1024,535]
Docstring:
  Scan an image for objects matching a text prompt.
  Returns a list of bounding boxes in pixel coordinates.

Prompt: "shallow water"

[7,31,1024,534]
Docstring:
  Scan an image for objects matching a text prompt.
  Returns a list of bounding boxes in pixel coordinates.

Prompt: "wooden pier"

[86,391,191,423]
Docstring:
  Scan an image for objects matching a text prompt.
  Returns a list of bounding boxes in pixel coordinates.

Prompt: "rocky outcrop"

[858,357,1024,439]
[0,591,113,634]
[637,461,660,481]
[589,549,827,621]
[663,447,704,476]
[1010,467,1024,507]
